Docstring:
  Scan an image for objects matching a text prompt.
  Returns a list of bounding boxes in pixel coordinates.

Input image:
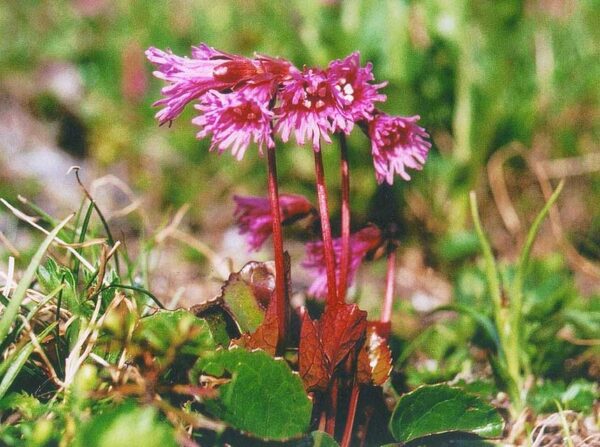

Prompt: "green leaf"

[528,379,598,413]
[37,258,81,314]
[561,380,598,412]
[220,273,265,333]
[311,431,339,447]
[389,384,504,443]
[382,438,496,447]
[196,348,312,440]
[190,298,241,347]
[200,307,236,347]
[74,401,178,447]
[133,309,215,356]
[452,380,498,400]
[436,230,480,262]
[431,305,501,354]
[0,392,46,418]
[565,309,600,339]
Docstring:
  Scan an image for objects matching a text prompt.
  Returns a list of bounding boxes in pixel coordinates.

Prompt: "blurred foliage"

[1,0,598,253]
[398,254,600,404]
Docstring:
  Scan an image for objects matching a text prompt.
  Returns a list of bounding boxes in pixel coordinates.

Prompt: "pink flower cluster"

[302,225,382,299]
[233,192,383,298]
[147,43,431,184]
[233,194,313,251]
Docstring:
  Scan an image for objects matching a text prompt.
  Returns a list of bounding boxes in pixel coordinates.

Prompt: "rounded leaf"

[197,348,312,440]
[389,384,504,443]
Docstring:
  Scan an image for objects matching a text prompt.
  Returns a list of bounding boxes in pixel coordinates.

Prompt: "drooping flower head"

[368,113,431,184]
[327,52,387,123]
[193,83,275,160]
[275,68,353,150]
[234,194,314,251]
[303,225,382,299]
[146,44,295,124]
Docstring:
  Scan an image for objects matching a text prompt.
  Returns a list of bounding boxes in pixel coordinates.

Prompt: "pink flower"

[303,225,382,299]
[368,114,431,184]
[275,69,353,150]
[146,44,295,125]
[234,194,314,251]
[192,83,275,160]
[327,52,387,123]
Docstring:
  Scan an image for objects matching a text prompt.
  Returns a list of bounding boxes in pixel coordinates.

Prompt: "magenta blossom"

[303,225,382,299]
[368,113,431,184]
[275,69,353,150]
[146,44,295,124]
[327,52,387,123]
[193,83,275,160]
[234,194,314,251]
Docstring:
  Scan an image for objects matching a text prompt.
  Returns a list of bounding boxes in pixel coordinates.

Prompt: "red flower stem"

[325,378,339,435]
[338,133,351,302]
[266,143,287,352]
[381,248,396,325]
[340,381,360,447]
[313,146,339,307]
[318,407,327,432]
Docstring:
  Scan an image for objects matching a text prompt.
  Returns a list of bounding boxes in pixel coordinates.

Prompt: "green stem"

[508,179,565,399]
[511,180,565,322]
[469,192,521,406]
[73,168,121,275]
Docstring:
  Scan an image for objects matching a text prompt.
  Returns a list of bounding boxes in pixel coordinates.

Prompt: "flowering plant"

[147,42,435,445]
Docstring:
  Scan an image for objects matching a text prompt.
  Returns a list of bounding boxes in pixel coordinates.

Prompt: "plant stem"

[341,381,360,447]
[325,378,339,436]
[470,191,520,408]
[313,147,339,307]
[338,133,351,302]
[73,168,121,274]
[266,143,288,352]
[381,248,396,325]
[318,407,327,433]
[511,180,565,332]
[508,179,565,402]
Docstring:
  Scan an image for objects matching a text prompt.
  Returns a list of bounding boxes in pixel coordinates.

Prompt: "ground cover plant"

[0,1,598,446]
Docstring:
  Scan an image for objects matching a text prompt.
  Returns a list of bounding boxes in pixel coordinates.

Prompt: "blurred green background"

[0,0,598,294]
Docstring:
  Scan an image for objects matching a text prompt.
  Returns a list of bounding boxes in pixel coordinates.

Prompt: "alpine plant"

[147,42,431,445]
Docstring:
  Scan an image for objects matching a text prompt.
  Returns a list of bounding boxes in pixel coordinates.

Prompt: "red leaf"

[370,321,391,340]
[357,324,392,386]
[299,309,329,391]
[234,291,279,355]
[320,303,367,373]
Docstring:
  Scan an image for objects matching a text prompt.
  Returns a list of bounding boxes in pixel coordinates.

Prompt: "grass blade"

[0,343,34,399]
[0,322,58,399]
[513,179,565,303]
[469,192,503,312]
[73,201,94,282]
[0,214,73,345]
